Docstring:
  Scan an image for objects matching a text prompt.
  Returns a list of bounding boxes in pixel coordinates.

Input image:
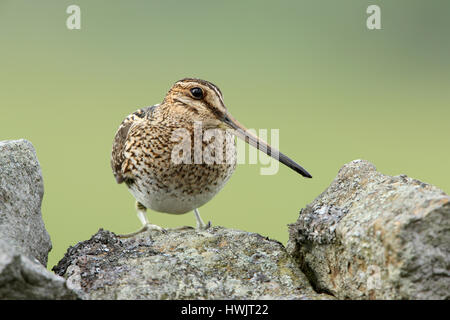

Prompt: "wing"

[111,105,158,184]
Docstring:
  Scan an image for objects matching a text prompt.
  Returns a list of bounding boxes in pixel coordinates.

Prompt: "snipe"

[111,78,311,237]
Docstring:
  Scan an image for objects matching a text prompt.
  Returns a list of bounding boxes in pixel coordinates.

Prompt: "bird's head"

[163,78,312,178]
[163,78,229,129]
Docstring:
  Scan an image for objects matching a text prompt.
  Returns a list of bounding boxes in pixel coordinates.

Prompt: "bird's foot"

[117,223,167,239]
[193,208,211,231]
[197,220,212,231]
[173,221,211,231]
[145,223,168,234]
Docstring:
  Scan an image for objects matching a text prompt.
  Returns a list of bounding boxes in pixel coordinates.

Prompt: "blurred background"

[1,0,449,269]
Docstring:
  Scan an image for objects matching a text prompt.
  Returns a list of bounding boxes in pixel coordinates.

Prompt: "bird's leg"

[194,208,211,230]
[117,202,166,238]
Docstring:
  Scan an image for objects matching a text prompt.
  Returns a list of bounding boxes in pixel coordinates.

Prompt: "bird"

[111,78,312,237]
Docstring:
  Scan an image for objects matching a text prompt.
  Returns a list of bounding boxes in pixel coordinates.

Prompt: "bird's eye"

[190,87,204,99]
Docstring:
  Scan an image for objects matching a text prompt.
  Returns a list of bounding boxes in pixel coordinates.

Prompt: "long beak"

[222,113,312,178]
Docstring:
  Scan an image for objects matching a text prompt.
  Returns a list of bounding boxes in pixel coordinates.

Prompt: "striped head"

[163,78,228,129]
[162,78,312,178]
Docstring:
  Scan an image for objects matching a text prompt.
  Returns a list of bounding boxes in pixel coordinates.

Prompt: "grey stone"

[0,239,81,299]
[0,139,51,266]
[287,159,450,300]
[4,138,445,300]
[0,139,80,299]
[53,227,333,300]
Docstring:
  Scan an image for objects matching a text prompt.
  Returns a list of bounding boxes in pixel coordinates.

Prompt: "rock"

[53,227,333,300]
[0,139,81,299]
[0,139,51,266]
[4,140,444,300]
[0,239,81,299]
[287,159,450,300]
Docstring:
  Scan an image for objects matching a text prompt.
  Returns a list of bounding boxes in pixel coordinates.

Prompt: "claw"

[145,223,167,234]
[197,221,212,231]
[117,223,166,238]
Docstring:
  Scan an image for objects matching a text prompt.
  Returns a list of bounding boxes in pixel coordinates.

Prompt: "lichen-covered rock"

[0,239,81,299]
[0,139,51,266]
[287,159,450,300]
[53,227,333,300]
[0,139,80,299]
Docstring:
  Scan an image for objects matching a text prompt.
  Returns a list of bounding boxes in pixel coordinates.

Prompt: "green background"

[1,1,449,269]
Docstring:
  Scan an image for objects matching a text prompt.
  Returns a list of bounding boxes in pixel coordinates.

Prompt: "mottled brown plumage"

[111,78,311,236]
[112,106,156,184]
